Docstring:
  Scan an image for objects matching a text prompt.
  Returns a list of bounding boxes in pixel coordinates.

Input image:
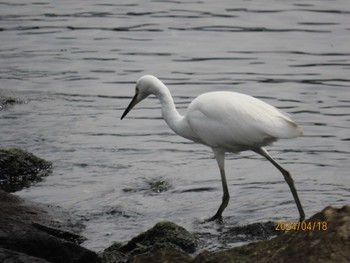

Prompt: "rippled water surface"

[1,0,350,251]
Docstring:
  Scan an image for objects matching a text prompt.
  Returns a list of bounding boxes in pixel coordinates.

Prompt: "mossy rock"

[100,221,197,262]
[0,148,52,192]
[121,221,197,254]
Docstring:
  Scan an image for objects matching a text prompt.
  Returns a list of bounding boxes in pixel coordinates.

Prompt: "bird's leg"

[254,147,305,221]
[207,149,230,222]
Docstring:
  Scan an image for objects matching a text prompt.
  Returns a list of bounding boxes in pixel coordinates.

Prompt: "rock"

[219,221,278,243]
[1,229,99,263]
[0,190,100,263]
[129,249,193,263]
[0,148,52,192]
[193,205,350,263]
[0,190,84,239]
[101,205,349,263]
[100,221,197,263]
[0,247,50,263]
[122,221,197,254]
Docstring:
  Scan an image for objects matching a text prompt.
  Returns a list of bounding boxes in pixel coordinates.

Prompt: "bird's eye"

[135,87,139,94]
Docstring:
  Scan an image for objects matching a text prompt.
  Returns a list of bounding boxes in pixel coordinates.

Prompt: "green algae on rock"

[100,221,197,263]
[0,148,52,192]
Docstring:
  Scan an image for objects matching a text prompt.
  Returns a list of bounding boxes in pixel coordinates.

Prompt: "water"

[1,0,350,251]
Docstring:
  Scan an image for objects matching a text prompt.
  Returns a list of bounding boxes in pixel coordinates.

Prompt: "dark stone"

[0,190,85,243]
[0,230,98,263]
[0,148,52,192]
[0,190,100,263]
[32,223,86,245]
[0,247,50,263]
[99,242,124,263]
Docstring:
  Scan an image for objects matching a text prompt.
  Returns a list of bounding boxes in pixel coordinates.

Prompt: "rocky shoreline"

[0,148,349,263]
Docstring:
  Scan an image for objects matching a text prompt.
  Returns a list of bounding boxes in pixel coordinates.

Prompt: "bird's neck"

[157,87,183,130]
[152,84,194,138]
[154,84,198,142]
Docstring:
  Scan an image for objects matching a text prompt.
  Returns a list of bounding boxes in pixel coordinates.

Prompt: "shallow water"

[1,0,349,251]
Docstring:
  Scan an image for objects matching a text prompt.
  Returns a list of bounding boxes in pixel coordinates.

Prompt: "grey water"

[1,0,350,251]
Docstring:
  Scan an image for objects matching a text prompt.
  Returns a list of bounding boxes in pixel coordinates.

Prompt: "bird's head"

[121,75,160,120]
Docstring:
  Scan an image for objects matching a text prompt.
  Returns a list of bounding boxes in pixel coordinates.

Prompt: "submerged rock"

[100,221,197,263]
[0,95,22,109]
[219,221,277,242]
[0,190,100,263]
[0,148,52,192]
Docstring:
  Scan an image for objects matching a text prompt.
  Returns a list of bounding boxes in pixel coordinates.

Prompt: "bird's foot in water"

[204,214,224,224]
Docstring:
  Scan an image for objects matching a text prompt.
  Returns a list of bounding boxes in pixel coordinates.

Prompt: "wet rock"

[219,220,278,244]
[101,205,349,263]
[100,221,197,263]
[1,229,99,263]
[222,221,276,240]
[0,190,100,263]
[0,190,85,242]
[129,249,193,263]
[193,220,279,253]
[193,205,350,263]
[0,148,52,192]
[121,221,197,253]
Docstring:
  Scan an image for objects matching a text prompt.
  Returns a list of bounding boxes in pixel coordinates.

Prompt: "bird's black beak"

[121,93,139,120]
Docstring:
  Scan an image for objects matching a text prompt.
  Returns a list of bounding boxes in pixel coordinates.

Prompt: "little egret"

[121,75,305,222]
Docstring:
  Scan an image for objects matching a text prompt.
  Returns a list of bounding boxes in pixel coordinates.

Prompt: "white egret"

[121,75,305,222]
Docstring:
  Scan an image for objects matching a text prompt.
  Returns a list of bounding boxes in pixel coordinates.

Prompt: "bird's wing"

[186,92,302,151]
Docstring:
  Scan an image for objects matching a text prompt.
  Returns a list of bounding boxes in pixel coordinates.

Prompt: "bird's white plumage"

[185,91,302,152]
